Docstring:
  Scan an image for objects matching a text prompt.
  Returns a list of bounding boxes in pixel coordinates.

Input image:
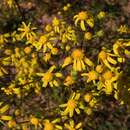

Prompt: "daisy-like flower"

[73,11,94,31]
[52,17,61,33]
[117,25,128,34]
[60,92,80,117]
[64,75,75,86]
[113,39,130,62]
[64,120,82,130]
[43,119,62,130]
[0,33,9,46]
[97,11,106,19]
[62,49,94,71]
[98,68,121,94]
[30,116,40,128]
[18,22,36,40]
[37,65,62,87]
[81,70,99,84]
[60,26,77,43]
[98,48,117,70]
[36,35,53,52]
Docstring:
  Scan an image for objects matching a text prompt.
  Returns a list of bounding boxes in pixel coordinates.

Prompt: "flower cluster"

[0,1,130,129]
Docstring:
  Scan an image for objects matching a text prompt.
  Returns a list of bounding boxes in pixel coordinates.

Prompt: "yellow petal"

[107,56,117,65]
[62,57,72,68]
[73,60,77,71]
[80,20,86,31]
[84,58,94,67]
[1,116,12,121]
[77,60,82,71]
[0,105,10,114]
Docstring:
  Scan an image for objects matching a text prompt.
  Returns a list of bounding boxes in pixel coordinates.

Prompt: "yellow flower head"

[82,70,98,83]
[74,11,94,31]
[8,120,16,128]
[71,49,84,60]
[71,49,85,71]
[60,92,80,117]
[64,120,82,130]
[24,46,32,54]
[84,93,92,102]
[97,11,106,19]
[43,119,62,130]
[37,65,62,87]
[52,17,60,33]
[18,22,36,40]
[98,49,117,70]
[64,75,75,86]
[84,32,92,40]
[117,25,128,34]
[103,70,113,80]
[30,116,39,126]
[62,49,94,71]
[44,120,54,130]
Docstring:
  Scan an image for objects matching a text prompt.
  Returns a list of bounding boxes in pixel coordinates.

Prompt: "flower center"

[39,35,47,44]
[72,49,84,59]
[43,72,53,82]
[53,17,60,26]
[67,99,77,109]
[103,71,113,80]
[44,122,54,130]
[30,117,39,126]
[78,11,87,20]
[88,70,98,80]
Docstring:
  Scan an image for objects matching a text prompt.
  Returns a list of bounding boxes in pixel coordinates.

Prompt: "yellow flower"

[97,11,106,19]
[36,35,53,52]
[43,119,62,130]
[84,93,92,102]
[44,53,51,62]
[30,116,39,126]
[60,92,80,117]
[37,65,62,87]
[74,11,94,31]
[24,46,32,54]
[62,49,94,71]
[85,107,92,115]
[0,33,9,45]
[60,26,77,43]
[113,39,130,62]
[103,71,113,80]
[117,25,128,34]
[82,70,98,83]
[64,120,82,130]
[98,49,117,70]
[51,47,59,55]
[72,49,86,71]
[45,24,52,32]
[64,75,75,86]
[84,32,92,40]
[8,120,16,128]
[18,22,36,40]
[52,17,60,33]
[100,68,121,95]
